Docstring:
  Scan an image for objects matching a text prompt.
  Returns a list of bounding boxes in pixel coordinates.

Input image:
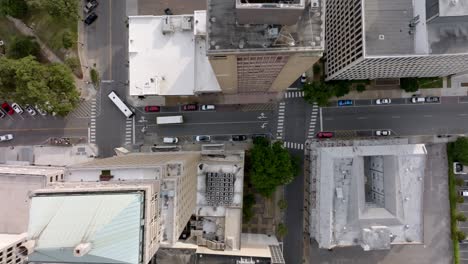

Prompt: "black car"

[425,96,440,103]
[164,8,173,15]
[84,12,98,25]
[232,135,247,141]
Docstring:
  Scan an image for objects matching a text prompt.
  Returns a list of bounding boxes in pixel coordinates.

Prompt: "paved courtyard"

[307,143,452,264]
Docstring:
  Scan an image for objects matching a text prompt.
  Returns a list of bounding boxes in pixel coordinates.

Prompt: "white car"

[201,105,216,111]
[375,98,391,105]
[25,105,37,116]
[375,130,391,136]
[11,103,23,114]
[0,134,13,142]
[300,73,307,83]
[195,135,211,142]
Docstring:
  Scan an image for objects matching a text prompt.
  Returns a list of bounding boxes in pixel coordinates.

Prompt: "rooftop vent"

[378,34,385,40]
[74,243,92,257]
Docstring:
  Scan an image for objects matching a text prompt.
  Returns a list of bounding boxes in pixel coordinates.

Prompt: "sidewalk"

[6,16,96,101]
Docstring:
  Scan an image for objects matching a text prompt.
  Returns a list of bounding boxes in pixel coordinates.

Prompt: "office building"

[325,0,468,80]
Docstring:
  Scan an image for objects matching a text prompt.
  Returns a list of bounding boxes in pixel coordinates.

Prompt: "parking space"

[329,96,442,108]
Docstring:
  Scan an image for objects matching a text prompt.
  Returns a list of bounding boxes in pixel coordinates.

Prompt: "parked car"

[1,102,14,115]
[0,109,5,119]
[0,134,13,142]
[338,100,353,106]
[201,105,215,111]
[163,137,178,144]
[316,131,334,138]
[252,134,267,139]
[84,0,98,13]
[460,190,468,197]
[195,135,211,142]
[35,105,47,116]
[375,98,391,105]
[183,104,198,111]
[454,162,468,175]
[300,73,307,83]
[411,97,425,103]
[144,106,160,112]
[375,130,391,136]
[25,105,37,116]
[164,8,173,15]
[11,103,23,114]
[84,12,98,25]
[425,96,440,103]
[232,135,247,141]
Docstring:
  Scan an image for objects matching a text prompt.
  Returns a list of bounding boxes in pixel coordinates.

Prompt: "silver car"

[0,134,13,142]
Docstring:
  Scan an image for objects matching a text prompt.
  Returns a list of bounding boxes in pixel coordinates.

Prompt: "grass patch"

[23,8,78,61]
[418,77,443,89]
[448,142,461,264]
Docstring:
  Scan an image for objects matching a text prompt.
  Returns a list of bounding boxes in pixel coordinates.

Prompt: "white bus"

[156,116,183,124]
[107,91,134,118]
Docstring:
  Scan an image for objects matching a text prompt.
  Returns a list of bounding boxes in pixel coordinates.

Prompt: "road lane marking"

[108,0,113,79]
[391,116,400,119]
[0,127,88,132]
[357,117,368,120]
[459,113,468,116]
[423,115,433,117]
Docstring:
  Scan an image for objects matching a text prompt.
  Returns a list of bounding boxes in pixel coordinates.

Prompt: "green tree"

[332,80,351,98]
[400,77,419,92]
[0,0,28,18]
[313,64,321,75]
[39,0,78,20]
[303,81,334,107]
[277,223,288,239]
[457,195,465,204]
[250,138,299,197]
[453,137,468,165]
[278,199,287,210]
[90,68,99,88]
[65,57,79,71]
[457,230,466,241]
[6,36,40,59]
[62,30,74,49]
[455,177,465,187]
[242,193,255,222]
[456,212,467,222]
[356,84,366,93]
[0,56,79,116]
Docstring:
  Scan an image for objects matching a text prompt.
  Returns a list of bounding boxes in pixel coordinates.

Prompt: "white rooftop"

[438,0,468,17]
[128,12,221,96]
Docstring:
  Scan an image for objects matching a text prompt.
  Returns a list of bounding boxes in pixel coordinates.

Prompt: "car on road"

[164,8,173,15]
[183,104,198,111]
[25,105,36,116]
[163,137,178,144]
[316,131,334,138]
[84,12,98,25]
[11,103,23,114]
[84,0,98,13]
[2,102,14,115]
[252,134,267,139]
[460,190,468,197]
[0,134,13,142]
[338,100,353,106]
[144,106,160,112]
[195,135,211,142]
[35,105,47,116]
[375,130,391,136]
[411,97,425,103]
[232,135,247,141]
[201,105,215,111]
[375,98,391,105]
[425,96,440,103]
[300,73,307,83]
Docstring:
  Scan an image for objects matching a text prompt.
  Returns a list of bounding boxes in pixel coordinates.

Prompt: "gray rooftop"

[364,0,414,56]
[206,0,324,54]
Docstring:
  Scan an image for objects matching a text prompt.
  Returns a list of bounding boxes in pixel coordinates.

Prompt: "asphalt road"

[323,97,468,136]
[86,0,130,157]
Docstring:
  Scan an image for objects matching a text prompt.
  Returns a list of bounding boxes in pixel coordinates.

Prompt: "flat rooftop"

[364,0,468,56]
[206,0,324,53]
[128,14,220,96]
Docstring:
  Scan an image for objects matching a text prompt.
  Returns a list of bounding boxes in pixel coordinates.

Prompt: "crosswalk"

[276,102,286,140]
[307,102,319,138]
[125,118,133,145]
[285,91,304,99]
[283,141,304,150]
[89,99,97,143]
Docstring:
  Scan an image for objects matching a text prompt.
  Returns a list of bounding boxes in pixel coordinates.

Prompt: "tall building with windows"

[325,0,468,80]
[207,0,324,93]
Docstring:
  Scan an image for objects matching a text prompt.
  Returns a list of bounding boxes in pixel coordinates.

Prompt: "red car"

[316,131,334,139]
[144,106,160,112]
[182,104,198,111]
[1,102,14,115]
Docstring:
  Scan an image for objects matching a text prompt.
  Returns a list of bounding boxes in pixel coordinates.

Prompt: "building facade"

[325,0,468,80]
[207,0,324,93]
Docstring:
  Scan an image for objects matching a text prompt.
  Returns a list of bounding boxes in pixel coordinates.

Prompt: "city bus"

[107,91,134,118]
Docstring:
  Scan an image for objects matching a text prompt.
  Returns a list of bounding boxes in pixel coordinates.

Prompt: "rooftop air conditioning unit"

[162,17,174,34]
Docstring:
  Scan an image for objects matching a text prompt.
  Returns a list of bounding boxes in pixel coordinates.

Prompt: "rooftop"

[364,0,468,56]
[0,233,26,249]
[128,14,221,96]
[206,0,324,54]
[310,139,426,250]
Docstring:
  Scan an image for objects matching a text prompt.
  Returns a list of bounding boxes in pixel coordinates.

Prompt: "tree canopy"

[0,56,79,116]
[35,0,79,20]
[249,138,299,197]
[453,137,468,165]
[400,77,419,92]
[303,81,334,107]
[7,36,40,59]
[0,0,28,18]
